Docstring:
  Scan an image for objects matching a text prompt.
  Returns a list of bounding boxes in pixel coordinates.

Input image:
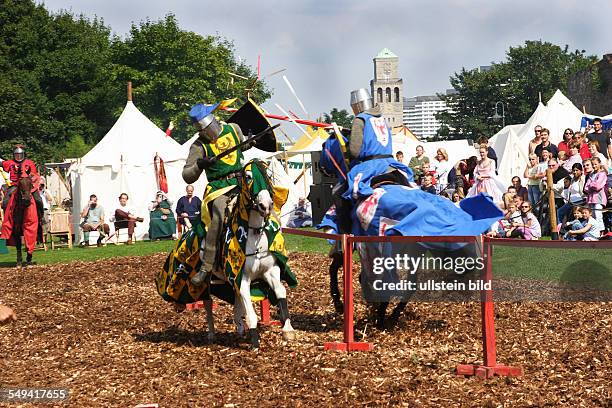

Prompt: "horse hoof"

[282,330,296,341]
[248,328,260,350]
[333,300,344,314]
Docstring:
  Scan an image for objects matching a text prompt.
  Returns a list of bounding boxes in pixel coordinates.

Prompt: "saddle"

[370,168,411,189]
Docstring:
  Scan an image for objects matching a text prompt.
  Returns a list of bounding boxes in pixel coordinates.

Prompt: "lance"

[0,169,10,187]
[208,124,281,162]
[219,106,346,130]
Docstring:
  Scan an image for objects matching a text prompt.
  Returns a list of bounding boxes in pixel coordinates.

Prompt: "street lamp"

[492,101,505,128]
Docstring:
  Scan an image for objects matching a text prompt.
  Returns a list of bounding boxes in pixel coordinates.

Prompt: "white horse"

[203,160,295,349]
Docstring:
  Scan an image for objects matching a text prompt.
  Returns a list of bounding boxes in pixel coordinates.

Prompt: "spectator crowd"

[404,118,612,241]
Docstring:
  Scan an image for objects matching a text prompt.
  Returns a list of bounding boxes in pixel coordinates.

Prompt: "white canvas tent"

[491,89,593,184]
[489,125,528,185]
[69,101,192,242]
[514,90,584,148]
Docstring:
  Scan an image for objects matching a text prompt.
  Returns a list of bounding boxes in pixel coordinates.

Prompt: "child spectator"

[514,201,541,240]
[421,162,437,186]
[421,174,436,194]
[562,206,585,241]
[451,192,462,207]
[488,203,522,238]
[502,186,517,210]
[584,157,607,235]
[566,207,600,241]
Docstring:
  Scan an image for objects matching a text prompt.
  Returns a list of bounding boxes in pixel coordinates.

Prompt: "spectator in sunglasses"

[558,128,574,156]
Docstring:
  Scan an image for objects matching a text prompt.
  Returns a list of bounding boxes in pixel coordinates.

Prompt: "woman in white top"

[432,148,453,193]
[556,163,585,224]
[524,153,544,208]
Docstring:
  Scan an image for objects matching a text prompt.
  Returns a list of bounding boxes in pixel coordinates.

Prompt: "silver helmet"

[350,88,373,115]
[13,146,25,162]
[195,114,223,142]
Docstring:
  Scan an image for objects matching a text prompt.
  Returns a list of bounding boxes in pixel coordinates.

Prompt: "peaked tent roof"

[286,126,328,154]
[81,101,184,167]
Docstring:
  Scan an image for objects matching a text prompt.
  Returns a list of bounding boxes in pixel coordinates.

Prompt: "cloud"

[39,0,612,121]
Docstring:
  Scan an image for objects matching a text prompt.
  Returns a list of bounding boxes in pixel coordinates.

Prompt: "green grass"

[0,239,175,267]
[491,246,612,289]
[283,228,329,254]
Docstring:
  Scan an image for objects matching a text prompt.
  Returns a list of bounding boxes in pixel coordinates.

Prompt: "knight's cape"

[1,189,38,253]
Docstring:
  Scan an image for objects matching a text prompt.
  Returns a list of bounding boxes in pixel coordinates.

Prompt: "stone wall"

[568,54,612,116]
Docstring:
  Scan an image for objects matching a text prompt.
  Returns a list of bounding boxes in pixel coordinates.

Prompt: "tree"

[0,0,119,163]
[322,108,354,129]
[63,135,92,158]
[0,2,270,163]
[110,15,271,143]
[436,41,597,140]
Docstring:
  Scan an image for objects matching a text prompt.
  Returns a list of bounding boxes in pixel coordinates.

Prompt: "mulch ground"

[0,252,611,407]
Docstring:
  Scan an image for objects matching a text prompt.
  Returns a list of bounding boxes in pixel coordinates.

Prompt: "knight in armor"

[1,145,43,214]
[182,103,246,286]
[331,89,412,233]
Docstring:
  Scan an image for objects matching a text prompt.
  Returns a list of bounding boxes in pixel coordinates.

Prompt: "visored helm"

[13,146,25,162]
[195,114,223,143]
[189,103,223,143]
[350,88,373,115]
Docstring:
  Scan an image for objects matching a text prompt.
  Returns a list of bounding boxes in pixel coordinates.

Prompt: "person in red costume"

[1,145,41,264]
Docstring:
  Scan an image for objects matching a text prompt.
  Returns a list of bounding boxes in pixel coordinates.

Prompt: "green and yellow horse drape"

[156,159,297,305]
[223,160,297,304]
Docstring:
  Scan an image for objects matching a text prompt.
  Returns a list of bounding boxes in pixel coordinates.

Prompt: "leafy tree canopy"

[436,40,596,140]
[0,1,269,164]
[322,108,354,129]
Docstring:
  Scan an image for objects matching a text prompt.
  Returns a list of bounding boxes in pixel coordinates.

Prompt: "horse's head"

[240,159,274,219]
[17,176,33,206]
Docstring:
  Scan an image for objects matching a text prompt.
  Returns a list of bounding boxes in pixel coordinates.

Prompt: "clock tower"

[370,48,403,128]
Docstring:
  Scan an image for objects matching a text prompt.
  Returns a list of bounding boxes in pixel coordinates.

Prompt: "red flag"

[154,154,168,193]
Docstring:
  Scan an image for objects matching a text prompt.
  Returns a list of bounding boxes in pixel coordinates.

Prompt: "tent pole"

[302,154,306,195]
[127,81,132,101]
[284,150,288,172]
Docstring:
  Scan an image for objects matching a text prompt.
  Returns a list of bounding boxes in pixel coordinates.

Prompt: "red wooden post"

[324,234,373,352]
[259,298,281,327]
[456,237,523,378]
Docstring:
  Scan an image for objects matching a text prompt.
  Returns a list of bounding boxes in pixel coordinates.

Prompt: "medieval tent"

[69,101,190,242]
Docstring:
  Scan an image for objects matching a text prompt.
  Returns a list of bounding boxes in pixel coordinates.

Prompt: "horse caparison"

[13,177,34,266]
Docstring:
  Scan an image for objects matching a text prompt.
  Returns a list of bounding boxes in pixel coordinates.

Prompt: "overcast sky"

[40,0,611,121]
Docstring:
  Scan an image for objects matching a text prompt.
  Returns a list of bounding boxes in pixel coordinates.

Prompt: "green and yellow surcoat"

[200,123,244,226]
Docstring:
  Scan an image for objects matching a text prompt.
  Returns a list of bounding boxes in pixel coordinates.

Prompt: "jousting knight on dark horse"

[0,145,43,265]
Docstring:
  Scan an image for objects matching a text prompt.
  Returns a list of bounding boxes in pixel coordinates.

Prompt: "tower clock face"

[384,64,391,79]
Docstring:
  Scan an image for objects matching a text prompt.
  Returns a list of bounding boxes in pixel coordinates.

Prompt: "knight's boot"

[191,269,211,287]
[26,253,33,266]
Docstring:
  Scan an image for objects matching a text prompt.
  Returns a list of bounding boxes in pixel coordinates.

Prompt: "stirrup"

[191,270,211,287]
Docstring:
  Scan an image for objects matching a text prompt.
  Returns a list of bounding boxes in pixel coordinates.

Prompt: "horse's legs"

[376,302,389,330]
[233,298,246,337]
[204,298,215,342]
[388,302,408,328]
[262,265,295,340]
[239,276,259,349]
[329,252,343,313]
[15,236,22,267]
